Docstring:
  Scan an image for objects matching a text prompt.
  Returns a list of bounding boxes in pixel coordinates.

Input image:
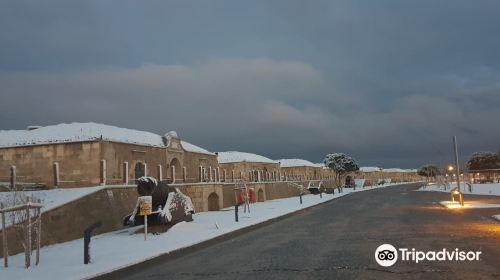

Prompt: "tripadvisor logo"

[375,244,482,267]
[375,244,398,267]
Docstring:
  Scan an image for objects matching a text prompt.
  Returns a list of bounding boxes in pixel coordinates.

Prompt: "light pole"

[452,136,464,206]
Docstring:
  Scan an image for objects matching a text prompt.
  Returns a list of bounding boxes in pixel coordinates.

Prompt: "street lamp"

[452,136,464,206]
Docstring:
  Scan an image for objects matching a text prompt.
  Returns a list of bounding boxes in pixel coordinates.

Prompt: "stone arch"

[134,162,145,182]
[257,188,264,202]
[169,158,182,182]
[207,192,220,211]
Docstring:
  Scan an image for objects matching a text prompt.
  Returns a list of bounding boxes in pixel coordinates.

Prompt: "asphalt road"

[118,183,500,280]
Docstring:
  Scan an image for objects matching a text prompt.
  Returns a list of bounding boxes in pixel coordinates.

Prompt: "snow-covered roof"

[0,122,165,147]
[359,166,416,173]
[217,151,278,164]
[359,166,382,172]
[181,140,214,155]
[0,122,214,155]
[382,168,417,173]
[279,158,322,168]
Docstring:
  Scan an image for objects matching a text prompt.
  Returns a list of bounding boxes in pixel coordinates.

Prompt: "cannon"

[123,177,195,228]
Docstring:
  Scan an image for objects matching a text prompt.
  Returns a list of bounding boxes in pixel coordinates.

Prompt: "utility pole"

[453,136,464,206]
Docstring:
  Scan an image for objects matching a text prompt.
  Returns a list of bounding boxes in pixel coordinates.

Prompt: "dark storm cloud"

[1,1,500,168]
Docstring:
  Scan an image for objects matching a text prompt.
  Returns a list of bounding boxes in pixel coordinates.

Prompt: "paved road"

[118,183,500,280]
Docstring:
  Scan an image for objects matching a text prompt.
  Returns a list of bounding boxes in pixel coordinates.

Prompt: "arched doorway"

[169,158,182,182]
[207,192,219,211]
[257,188,264,202]
[135,162,145,182]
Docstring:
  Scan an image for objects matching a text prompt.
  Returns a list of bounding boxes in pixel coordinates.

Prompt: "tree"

[324,153,359,190]
[467,152,500,171]
[417,164,441,178]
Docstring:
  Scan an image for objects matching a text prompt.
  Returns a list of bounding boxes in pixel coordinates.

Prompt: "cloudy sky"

[1,1,499,168]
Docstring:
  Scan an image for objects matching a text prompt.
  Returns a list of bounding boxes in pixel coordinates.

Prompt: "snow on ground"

[439,201,500,209]
[417,182,500,196]
[0,186,105,226]
[354,179,366,188]
[0,183,397,280]
[217,151,277,164]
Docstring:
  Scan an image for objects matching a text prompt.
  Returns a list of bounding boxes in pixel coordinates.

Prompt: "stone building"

[357,167,421,185]
[216,151,280,182]
[0,123,217,188]
[278,158,325,181]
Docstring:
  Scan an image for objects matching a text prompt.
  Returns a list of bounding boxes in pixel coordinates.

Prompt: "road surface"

[115,183,500,280]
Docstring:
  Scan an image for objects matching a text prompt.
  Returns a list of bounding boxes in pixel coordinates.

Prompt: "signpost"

[138,196,152,240]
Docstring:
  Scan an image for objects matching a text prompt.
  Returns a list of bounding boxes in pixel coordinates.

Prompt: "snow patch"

[439,201,500,209]
[418,182,500,196]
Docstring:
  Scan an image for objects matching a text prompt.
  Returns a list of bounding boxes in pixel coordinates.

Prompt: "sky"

[1,1,499,168]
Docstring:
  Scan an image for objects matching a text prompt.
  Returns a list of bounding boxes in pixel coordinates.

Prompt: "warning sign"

[138,196,152,216]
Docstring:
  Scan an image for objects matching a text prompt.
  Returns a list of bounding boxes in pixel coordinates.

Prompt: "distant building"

[278,158,325,181]
[217,151,280,182]
[357,166,421,184]
[0,123,217,188]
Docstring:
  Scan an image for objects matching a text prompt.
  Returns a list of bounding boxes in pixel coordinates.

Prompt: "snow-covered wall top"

[278,158,321,168]
[0,122,214,155]
[217,151,277,164]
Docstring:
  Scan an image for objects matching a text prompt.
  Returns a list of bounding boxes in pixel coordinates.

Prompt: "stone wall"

[182,151,218,183]
[0,140,219,189]
[100,141,167,185]
[218,162,280,182]
[0,141,102,188]
[280,166,325,180]
[356,171,423,185]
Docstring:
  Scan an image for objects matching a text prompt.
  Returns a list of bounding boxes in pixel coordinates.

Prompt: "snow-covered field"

[0,183,397,280]
[419,183,500,215]
[0,186,105,226]
[417,182,500,196]
[439,201,500,209]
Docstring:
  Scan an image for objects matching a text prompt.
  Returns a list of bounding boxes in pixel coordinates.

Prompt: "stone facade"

[0,137,217,188]
[356,170,422,185]
[0,141,102,188]
[218,161,280,182]
[281,166,324,181]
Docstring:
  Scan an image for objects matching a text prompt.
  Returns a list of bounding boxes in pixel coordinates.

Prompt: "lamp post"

[452,136,464,206]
